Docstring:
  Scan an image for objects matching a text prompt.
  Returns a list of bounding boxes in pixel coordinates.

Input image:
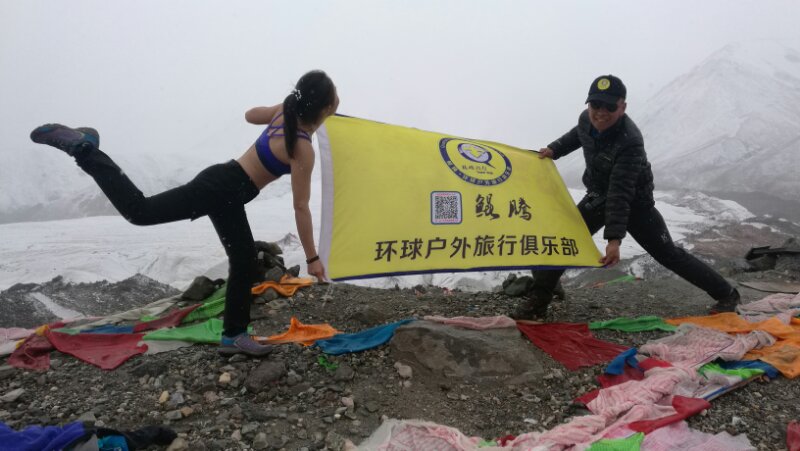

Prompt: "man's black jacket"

[547,110,655,241]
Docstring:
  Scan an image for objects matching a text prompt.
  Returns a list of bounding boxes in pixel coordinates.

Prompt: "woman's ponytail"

[284,70,336,159]
[282,91,300,158]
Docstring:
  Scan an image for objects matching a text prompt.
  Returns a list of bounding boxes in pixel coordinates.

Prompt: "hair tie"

[292,88,302,101]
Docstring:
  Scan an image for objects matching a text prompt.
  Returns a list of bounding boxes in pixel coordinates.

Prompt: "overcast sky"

[1,0,799,161]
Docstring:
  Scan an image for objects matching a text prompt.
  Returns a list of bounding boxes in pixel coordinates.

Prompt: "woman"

[30,70,339,356]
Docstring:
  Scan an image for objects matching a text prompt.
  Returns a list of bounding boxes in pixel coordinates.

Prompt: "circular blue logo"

[439,138,512,186]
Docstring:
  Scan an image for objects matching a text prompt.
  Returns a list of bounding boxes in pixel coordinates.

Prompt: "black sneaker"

[710,288,740,314]
[30,124,99,156]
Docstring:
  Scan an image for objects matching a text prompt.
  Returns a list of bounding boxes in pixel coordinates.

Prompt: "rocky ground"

[1,236,800,450]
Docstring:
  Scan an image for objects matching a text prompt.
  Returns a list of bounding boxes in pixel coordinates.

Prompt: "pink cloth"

[8,334,54,371]
[587,366,694,419]
[737,292,800,323]
[639,324,774,367]
[0,327,35,341]
[640,420,755,450]
[371,420,484,450]
[789,420,800,451]
[628,396,711,433]
[422,315,516,329]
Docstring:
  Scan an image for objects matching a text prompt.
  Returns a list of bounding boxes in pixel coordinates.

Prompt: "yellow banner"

[318,115,601,281]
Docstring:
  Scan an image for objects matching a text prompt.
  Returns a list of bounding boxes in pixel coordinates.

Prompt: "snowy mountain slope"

[556,41,800,202]
[0,187,758,294]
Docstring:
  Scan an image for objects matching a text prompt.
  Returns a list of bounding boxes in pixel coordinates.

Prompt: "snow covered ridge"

[0,189,757,292]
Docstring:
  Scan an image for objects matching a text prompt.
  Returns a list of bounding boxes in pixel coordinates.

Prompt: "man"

[512,74,740,320]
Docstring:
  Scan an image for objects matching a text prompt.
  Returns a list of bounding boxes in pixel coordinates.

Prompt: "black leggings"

[531,195,733,302]
[76,149,260,336]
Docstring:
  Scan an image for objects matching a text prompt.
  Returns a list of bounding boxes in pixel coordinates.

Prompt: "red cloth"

[132,304,200,333]
[575,388,601,406]
[45,330,147,370]
[8,334,54,371]
[627,396,711,433]
[516,322,629,371]
[789,420,800,451]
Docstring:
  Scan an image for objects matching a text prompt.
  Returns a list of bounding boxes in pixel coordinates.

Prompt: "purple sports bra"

[254,112,311,177]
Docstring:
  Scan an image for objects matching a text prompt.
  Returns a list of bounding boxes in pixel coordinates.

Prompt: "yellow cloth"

[317,115,602,281]
[667,313,800,378]
[251,275,314,297]
[259,317,340,346]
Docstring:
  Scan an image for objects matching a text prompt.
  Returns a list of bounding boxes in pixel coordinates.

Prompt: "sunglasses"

[588,100,619,113]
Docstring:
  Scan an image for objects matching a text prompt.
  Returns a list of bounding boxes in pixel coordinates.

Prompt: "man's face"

[587,98,626,132]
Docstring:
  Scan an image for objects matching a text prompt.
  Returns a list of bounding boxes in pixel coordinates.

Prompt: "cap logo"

[597,78,611,91]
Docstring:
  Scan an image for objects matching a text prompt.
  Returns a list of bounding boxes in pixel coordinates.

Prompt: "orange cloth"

[667,313,800,378]
[259,316,339,346]
[251,275,314,297]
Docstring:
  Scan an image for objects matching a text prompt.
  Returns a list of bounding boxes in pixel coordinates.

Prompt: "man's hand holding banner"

[317,115,601,281]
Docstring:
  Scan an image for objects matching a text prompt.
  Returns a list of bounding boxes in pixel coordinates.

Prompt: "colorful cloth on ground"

[788,420,800,451]
[627,396,710,434]
[142,340,194,355]
[639,324,774,368]
[316,319,414,355]
[263,316,340,346]
[639,420,755,450]
[82,325,135,334]
[0,327,35,341]
[516,322,629,371]
[0,421,86,451]
[587,366,694,419]
[132,304,199,333]
[700,362,765,380]
[736,292,800,323]
[143,318,226,344]
[8,334,54,370]
[422,315,517,330]
[605,348,642,375]
[719,360,779,379]
[587,432,644,451]
[75,296,179,329]
[667,310,800,378]
[590,316,677,333]
[45,330,146,370]
[182,285,227,323]
[251,275,314,297]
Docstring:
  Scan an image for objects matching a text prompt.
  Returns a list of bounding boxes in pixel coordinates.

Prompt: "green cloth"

[587,432,644,451]
[699,362,765,379]
[143,319,224,343]
[605,274,638,285]
[477,439,497,447]
[589,316,677,333]
[182,285,227,324]
[318,356,339,371]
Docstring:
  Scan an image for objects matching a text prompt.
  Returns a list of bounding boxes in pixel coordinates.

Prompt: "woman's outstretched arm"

[245,105,281,125]
[290,141,326,281]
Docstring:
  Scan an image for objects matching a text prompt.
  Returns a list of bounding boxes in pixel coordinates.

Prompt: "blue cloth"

[605,347,641,375]
[99,434,129,450]
[720,360,779,379]
[83,325,134,334]
[0,421,86,451]
[316,319,415,355]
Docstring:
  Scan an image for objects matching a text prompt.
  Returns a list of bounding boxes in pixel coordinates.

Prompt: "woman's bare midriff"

[237,144,278,190]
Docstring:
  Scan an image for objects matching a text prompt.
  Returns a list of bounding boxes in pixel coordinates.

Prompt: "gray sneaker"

[30,123,99,156]
[218,333,274,357]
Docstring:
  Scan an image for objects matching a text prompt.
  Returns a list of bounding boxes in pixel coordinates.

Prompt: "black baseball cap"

[586,75,627,104]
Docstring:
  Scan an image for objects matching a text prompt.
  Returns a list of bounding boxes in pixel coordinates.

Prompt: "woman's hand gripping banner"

[317,115,601,281]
